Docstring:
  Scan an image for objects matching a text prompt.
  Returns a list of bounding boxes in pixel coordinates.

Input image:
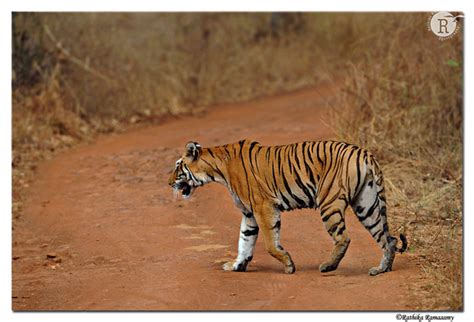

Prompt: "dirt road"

[12,85,420,310]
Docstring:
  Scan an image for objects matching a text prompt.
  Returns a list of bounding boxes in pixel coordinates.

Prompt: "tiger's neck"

[200,147,231,186]
[201,141,266,191]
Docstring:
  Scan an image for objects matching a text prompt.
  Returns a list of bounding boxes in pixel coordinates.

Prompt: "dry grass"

[13,13,387,118]
[12,13,463,310]
[329,13,463,310]
[13,13,328,117]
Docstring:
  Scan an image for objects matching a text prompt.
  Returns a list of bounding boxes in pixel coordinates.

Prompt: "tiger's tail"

[396,233,408,253]
[372,157,408,254]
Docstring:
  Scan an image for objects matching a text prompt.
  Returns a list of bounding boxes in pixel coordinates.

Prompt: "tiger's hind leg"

[223,213,258,272]
[351,174,399,276]
[319,200,351,273]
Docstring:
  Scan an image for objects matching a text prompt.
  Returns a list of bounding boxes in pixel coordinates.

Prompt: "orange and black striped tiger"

[168,140,407,275]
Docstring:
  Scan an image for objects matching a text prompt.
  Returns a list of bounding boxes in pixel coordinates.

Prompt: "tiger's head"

[168,142,212,199]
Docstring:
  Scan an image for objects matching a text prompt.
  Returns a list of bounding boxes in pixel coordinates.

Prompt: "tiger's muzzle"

[171,180,196,199]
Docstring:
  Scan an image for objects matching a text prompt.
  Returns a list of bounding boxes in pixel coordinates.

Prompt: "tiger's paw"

[368,266,391,276]
[284,263,296,274]
[222,260,247,272]
[319,262,338,273]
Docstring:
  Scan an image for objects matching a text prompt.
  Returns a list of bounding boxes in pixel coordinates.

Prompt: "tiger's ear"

[185,142,202,161]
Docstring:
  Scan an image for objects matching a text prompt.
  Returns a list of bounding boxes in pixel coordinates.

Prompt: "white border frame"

[2,1,471,322]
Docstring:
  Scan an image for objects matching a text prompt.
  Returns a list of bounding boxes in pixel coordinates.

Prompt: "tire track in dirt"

[12,85,421,310]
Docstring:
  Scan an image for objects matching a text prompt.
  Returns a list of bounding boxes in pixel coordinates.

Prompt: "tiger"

[168,139,407,275]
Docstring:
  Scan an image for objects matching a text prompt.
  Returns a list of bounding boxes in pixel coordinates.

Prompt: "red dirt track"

[12,86,419,310]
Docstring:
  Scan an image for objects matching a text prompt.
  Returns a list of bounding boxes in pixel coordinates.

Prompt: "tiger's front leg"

[254,204,296,274]
[222,213,259,272]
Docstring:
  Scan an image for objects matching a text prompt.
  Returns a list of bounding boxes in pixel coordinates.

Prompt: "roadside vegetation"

[330,14,462,310]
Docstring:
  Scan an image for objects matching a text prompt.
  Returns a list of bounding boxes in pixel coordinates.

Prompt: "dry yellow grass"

[12,12,463,310]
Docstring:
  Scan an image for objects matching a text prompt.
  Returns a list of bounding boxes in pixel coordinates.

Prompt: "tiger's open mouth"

[181,183,192,197]
[173,181,194,199]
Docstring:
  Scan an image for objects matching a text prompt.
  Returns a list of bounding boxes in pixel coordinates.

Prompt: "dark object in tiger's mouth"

[181,183,191,197]
[174,181,192,197]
